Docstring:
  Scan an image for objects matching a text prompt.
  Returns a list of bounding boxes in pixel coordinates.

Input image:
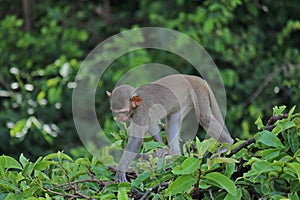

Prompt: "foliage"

[0,0,299,158]
[0,0,300,158]
[0,106,299,199]
[0,12,88,158]
[0,0,300,197]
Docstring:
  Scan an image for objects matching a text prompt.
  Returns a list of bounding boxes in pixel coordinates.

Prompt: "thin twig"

[194,161,202,190]
[140,182,168,200]
[54,179,105,188]
[43,187,79,199]
[266,114,288,127]
[208,189,215,200]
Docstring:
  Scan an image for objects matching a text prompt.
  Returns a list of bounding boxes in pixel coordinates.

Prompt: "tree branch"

[227,138,256,157]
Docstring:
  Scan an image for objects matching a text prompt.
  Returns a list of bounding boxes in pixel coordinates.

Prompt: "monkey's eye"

[119,111,129,115]
[113,111,129,115]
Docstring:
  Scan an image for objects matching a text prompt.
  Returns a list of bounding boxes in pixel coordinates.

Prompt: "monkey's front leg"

[166,111,182,155]
[116,136,143,182]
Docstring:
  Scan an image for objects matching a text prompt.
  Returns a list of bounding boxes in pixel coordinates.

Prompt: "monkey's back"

[131,75,204,125]
[131,80,182,126]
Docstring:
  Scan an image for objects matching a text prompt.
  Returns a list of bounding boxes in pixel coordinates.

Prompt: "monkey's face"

[110,98,133,122]
[106,85,136,122]
[112,109,132,122]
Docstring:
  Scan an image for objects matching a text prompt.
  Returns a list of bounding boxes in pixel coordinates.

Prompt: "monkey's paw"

[219,146,230,154]
[154,148,169,158]
[115,170,128,182]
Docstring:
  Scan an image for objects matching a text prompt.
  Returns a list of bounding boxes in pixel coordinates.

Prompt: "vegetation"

[0,106,299,199]
[0,0,299,199]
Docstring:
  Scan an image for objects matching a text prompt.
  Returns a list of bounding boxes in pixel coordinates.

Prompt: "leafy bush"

[1,0,300,159]
[0,14,87,158]
[0,106,299,199]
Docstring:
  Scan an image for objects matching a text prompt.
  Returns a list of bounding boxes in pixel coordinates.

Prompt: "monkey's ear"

[130,95,142,108]
[106,91,112,97]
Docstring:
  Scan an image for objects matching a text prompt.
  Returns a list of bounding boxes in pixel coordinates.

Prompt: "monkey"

[106,74,234,182]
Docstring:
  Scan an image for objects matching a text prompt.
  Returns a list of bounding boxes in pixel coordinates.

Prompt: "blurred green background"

[0,0,299,159]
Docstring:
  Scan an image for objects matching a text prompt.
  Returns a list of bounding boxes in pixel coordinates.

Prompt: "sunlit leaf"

[255,130,284,148]
[255,117,265,130]
[143,141,165,152]
[10,119,30,138]
[43,152,73,162]
[272,120,296,135]
[0,155,22,170]
[166,175,197,195]
[273,106,286,116]
[172,157,200,175]
[117,187,129,200]
[131,171,151,188]
[204,172,236,196]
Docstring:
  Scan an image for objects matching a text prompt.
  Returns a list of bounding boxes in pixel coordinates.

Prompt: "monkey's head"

[106,85,142,122]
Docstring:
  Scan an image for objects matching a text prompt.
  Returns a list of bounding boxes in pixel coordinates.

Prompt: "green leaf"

[43,152,73,162]
[57,151,62,163]
[197,138,218,157]
[22,162,35,177]
[166,175,197,195]
[91,165,112,179]
[46,77,61,87]
[258,148,281,160]
[255,117,265,130]
[294,149,300,157]
[213,157,238,164]
[10,118,30,138]
[225,163,235,177]
[225,188,242,200]
[29,116,42,129]
[0,180,21,192]
[252,160,271,171]
[204,172,236,196]
[287,131,299,153]
[203,18,214,33]
[117,187,128,200]
[15,172,25,183]
[143,141,165,151]
[19,153,28,168]
[100,193,116,200]
[221,69,238,87]
[37,90,46,101]
[0,155,22,170]
[118,182,130,188]
[131,171,151,188]
[288,105,296,119]
[99,146,116,166]
[272,119,296,135]
[34,160,50,171]
[255,130,284,149]
[34,170,50,181]
[172,157,200,175]
[287,162,300,182]
[273,106,286,116]
[48,87,62,104]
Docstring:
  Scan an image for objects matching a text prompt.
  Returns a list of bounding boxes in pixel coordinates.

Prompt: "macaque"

[106,74,234,182]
